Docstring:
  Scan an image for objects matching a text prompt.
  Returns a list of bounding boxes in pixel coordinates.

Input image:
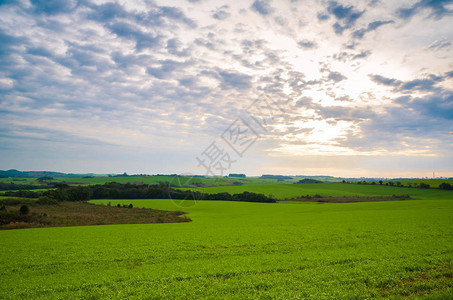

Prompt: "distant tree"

[37,196,58,205]
[379,180,383,185]
[419,183,430,189]
[37,176,53,182]
[228,174,246,178]
[19,205,29,215]
[66,186,92,201]
[296,179,323,184]
[439,182,452,190]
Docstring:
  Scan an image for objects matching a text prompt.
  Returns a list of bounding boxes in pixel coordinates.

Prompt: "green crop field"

[1,184,452,299]
[0,178,38,184]
[384,179,453,188]
[183,182,453,200]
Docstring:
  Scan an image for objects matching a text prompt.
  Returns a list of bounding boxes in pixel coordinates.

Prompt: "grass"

[0,193,451,299]
[183,182,453,200]
[0,178,37,184]
[384,179,453,188]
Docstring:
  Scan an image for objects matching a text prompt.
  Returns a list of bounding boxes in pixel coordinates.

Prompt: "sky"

[0,0,452,178]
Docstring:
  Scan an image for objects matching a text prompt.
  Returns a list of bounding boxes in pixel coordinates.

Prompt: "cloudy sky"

[0,0,452,177]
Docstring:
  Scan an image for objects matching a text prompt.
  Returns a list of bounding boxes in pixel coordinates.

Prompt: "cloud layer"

[0,0,452,177]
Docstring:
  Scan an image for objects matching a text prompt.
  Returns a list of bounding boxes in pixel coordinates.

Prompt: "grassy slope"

[183,182,453,200]
[0,197,452,299]
[384,179,453,188]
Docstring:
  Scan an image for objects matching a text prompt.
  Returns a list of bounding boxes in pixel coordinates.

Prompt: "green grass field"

[1,185,452,298]
[384,179,453,188]
[183,182,453,200]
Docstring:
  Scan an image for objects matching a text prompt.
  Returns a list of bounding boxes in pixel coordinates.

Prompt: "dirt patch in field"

[280,195,414,203]
[0,200,190,230]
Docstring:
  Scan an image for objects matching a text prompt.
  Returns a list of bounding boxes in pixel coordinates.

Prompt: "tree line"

[0,182,49,191]
[3,182,276,203]
[342,180,453,190]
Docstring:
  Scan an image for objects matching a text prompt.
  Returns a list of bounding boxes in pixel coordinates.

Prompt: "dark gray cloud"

[353,20,394,39]
[0,0,19,6]
[194,38,216,50]
[398,92,453,120]
[328,71,347,82]
[218,70,252,90]
[316,88,453,155]
[166,38,190,57]
[110,51,150,69]
[352,50,371,59]
[400,78,438,91]
[107,22,162,51]
[397,0,453,20]
[317,12,330,21]
[0,30,26,56]
[26,46,55,59]
[251,0,274,15]
[298,40,317,49]
[369,74,401,86]
[86,2,197,29]
[327,1,365,35]
[274,16,287,26]
[157,6,197,28]
[43,43,114,77]
[334,50,371,61]
[30,0,77,15]
[86,1,128,22]
[427,39,452,51]
[146,59,190,80]
[212,5,230,20]
[369,73,449,92]
[361,72,453,153]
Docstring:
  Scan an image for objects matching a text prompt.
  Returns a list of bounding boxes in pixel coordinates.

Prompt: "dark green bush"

[37,196,59,205]
[19,205,30,215]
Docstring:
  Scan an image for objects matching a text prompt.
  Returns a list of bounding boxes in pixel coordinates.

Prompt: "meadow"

[384,179,453,188]
[0,182,452,299]
[183,182,453,200]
